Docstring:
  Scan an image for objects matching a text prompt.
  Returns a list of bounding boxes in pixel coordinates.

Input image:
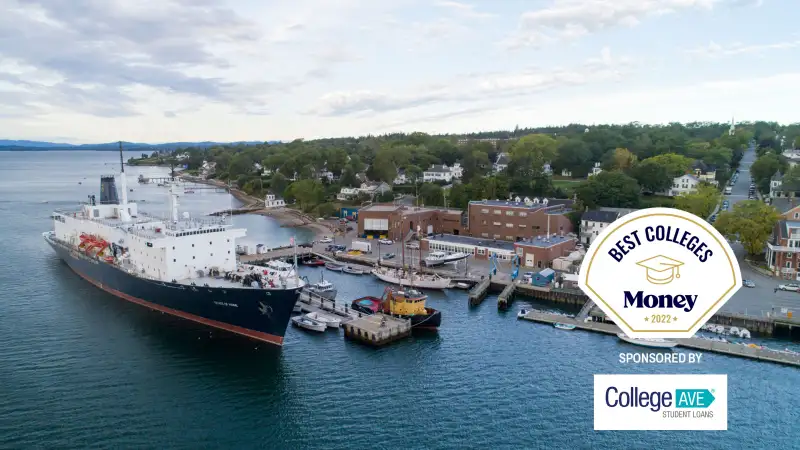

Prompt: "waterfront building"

[357,204,466,241]
[514,235,577,269]
[264,193,285,208]
[580,207,637,246]
[466,198,573,241]
[765,219,800,280]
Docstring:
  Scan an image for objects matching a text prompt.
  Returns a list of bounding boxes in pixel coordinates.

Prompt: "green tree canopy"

[575,171,641,209]
[553,138,591,177]
[630,159,672,193]
[750,152,786,194]
[644,153,694,179]
[286,179,324,212]
[674,183,721,218]
[714,200,780,255]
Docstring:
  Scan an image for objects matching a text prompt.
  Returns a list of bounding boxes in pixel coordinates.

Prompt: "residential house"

[768,171,800,201]
[692,161,717,186]
[451,163,463,179]
[359,181,392,197]
[200,161,216,179]
[543,162,553,175]
[766,219,800,280]
[175,152,189,161]
[782,149,800,168]
[660,174,699,197]
[393,169,408,185]
[561,169,572,177]
[337,187,360,201]
[423,164,456,183]
[264,193,285,208]
[588,162,602,177]
[580,207,636,246]
[493,153,510,173]
[317,169,336,182]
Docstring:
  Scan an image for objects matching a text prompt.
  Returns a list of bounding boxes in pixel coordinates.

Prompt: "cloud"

[503,0,720,49]
[0,0,271,117]
[310,47,634,116]
[687,39,800,58]
[434,1,496,19]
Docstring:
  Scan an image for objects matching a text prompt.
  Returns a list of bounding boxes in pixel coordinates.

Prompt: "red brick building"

[467,198,574,241]
[766,204,800,280]
[358,204,466,241]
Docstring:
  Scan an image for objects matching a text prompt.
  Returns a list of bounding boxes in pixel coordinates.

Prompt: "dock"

[520,310,800,368]
[468,278,491,306]
[497,282,517,310]
[343,314,411,346]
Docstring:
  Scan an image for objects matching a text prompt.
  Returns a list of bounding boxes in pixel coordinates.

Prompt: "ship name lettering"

[213,301,239,308]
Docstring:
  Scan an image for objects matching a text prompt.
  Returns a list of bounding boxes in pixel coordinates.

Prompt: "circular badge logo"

[578,207,741,339]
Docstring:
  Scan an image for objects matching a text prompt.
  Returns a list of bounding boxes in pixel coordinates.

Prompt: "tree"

[405,165,423,184]
[779,165,800,193]
[603,147,637,171]
[340,166,358,187]
[575,171,641,209]
[325,148,348,175]
[553,138,591,177]
[461,150,490,182]
[347,154,365,174]
[631,159,672,193]
[644,153,693,179]
[750,152,786,194]
[419,183,444,206]
[508,134,558,178]
[428,139,460,165]
[715,200,780,256]
[795,136,800,149]
[270,172,288,196]
[286,179,324,212]
[674,184,720,218]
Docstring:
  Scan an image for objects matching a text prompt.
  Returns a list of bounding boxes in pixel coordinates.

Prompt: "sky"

[0,0,797,144]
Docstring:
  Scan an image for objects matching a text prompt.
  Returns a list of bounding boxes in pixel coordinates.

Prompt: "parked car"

[778,283,799,292]
[382,252,396,260]
[378,239,393,245]
[743,280,756,288]
[406,242,420,249]
[319,237,333,244]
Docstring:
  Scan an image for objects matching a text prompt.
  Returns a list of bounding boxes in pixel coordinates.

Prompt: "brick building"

[357,204,466,240]
[765,204,800,280]
[420,233,576,268]
[467,198,574,241]
[514,235,577,269]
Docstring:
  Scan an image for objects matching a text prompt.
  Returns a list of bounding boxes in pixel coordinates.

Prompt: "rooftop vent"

[533,197,540,204]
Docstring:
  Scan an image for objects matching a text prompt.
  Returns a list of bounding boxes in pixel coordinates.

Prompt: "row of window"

[480,208,529,217]
[176,228,225,237]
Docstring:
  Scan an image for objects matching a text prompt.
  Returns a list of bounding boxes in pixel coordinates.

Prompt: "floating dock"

[343,314,411,347]
[520,310,800,368]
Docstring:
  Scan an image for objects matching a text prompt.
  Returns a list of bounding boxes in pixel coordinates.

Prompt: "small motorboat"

[293,303,302,313]
[342,266,365,275]
[301,258,326,266]
[305,311,341,329]
[554,322,576,330]
[617,333,677,349]
[184,189,195,194]
[450,282,472,290]
[292,315,327,332]
[305,275,337,300]
[517,308,528,319]
[325,262,344,272]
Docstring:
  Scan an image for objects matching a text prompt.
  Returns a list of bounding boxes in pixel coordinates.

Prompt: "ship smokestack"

[99,176,120,204]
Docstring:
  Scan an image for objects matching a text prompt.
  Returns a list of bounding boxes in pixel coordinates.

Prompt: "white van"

[724,186,732,195]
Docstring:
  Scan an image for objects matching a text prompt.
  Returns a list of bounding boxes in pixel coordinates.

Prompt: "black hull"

[395,309,441,329]
[45,234,301,346]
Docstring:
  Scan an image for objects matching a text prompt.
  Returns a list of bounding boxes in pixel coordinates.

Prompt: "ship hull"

[45,234,301,346]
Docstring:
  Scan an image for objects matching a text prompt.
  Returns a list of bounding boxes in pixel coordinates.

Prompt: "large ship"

[43,145,304,346]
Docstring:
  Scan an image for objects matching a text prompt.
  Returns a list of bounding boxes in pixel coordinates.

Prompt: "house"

[393,169,408,185]
[359,181,391,197]
[200,161,216,179]
[782,149,800,167]
[588,162,602,177]
[175,152,189,161]
[543,162,553,175]
[768,171,800,200]
[451,163,463,179]
[692,161,717,185]
[580,210,619,246]
[561,169,572,177]
[660,174,699,197]
[423,165,455,183]
[317,169,336,182]
[531,268,556,287]
[264,193,285,208]
[337,187,360,201]
[493,153,510,173]
[765,219,800,280]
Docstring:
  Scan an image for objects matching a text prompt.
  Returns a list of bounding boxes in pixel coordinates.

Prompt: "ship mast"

[118,141,131,222]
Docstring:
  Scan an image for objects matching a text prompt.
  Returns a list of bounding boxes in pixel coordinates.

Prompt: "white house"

[588,162,602,177]
[661,174,700,197]
[264,193,285,208]
[359,181,392,196]
[451,162,463,179]
[782,149,800,168]
[580,208,636,246]
[561,169,572,177]
[493,153,509,173]
[393,169,408,185]
[175,152,189,161]
[543,162,553,175]
[337,187,360,201]
[423,165,455,183]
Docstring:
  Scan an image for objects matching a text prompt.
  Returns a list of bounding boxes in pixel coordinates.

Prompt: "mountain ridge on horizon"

[0,139,278,151]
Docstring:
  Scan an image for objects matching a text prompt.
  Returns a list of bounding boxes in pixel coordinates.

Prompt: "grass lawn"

[639,195,675,208]
[552,179,583,192]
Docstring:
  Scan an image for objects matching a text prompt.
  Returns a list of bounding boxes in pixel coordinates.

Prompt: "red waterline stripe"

[70,267,284,346]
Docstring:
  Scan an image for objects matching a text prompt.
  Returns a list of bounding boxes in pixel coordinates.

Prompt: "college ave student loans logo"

[578,207,742,339]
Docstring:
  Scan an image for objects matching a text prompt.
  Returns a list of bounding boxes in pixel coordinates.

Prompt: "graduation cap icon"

[636,255,684,285]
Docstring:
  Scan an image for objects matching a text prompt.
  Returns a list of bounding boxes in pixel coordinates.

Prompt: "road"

[719,145,800,315]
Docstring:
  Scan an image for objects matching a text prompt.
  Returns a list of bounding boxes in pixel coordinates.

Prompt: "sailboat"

[370,226,451,290]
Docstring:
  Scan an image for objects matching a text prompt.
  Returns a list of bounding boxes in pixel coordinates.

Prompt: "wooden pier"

[520,310,800,368]
[497,282,517,311]
[468,279,491,306]
[343,314,411,347]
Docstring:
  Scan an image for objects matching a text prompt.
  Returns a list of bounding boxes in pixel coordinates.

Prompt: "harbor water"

[0,151,798,449]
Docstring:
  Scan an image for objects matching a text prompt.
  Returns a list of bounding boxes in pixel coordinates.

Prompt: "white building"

[493,153,509,173]
[451,163,463,179]
[393,169,407,185]
[359,181,391,196]
[543,162,552,175]
[782,149,800,168]
[580,208,636,246]
[588,162,602,177]
[660,174,700,197]
[337,187,360,201]
[423,165,455,183]
[264,193,285,208]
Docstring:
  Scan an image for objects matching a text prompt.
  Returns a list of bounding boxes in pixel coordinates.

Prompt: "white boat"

[292,315,327,332]
[342,266,365,275]
[370,267,451,290]
[293,303,302,313]
[305,276,337,300]
[305,311,341,329]
[554,322,576,330]
[617,333,677,349]
[517,308,528,319]
[451,282,471,289]
[739,328,751,339]
[325,262,344,272]
[423,251,470,267]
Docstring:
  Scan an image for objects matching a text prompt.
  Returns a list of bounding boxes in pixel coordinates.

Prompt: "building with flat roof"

[357,204,466,240]
[420,234,517,261]
[514,235,577,269]
[467,197,574,242]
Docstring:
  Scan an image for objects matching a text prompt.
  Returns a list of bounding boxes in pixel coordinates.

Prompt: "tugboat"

[351,286,441,329]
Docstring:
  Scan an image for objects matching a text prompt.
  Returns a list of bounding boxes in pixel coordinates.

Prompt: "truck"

[724,186,732,195]
[351,240,372,253]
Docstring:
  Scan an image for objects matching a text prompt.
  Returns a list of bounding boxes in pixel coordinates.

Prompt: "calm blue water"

[0,151,797,449]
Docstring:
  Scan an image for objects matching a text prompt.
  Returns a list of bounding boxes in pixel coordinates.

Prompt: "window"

[506,223,513,228]
[173,259,176,262]
[193,256,196,259]
[493,234,500,239]
[786,261,792,268]
[477,248,486,255]
[494,210,501,215]
[518,224,526,228]
[795,213,799,219]
[192,244,195,247]
[506,211,514,216]
[481,233,489,237]
[228,251,231,254]
[519,212,527,217]
[506,235,514,240]
[209,241,212,245]
[493,222,501,226]
[482,220,487,225]
[172,246,175,250]
[481,209,489,213]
